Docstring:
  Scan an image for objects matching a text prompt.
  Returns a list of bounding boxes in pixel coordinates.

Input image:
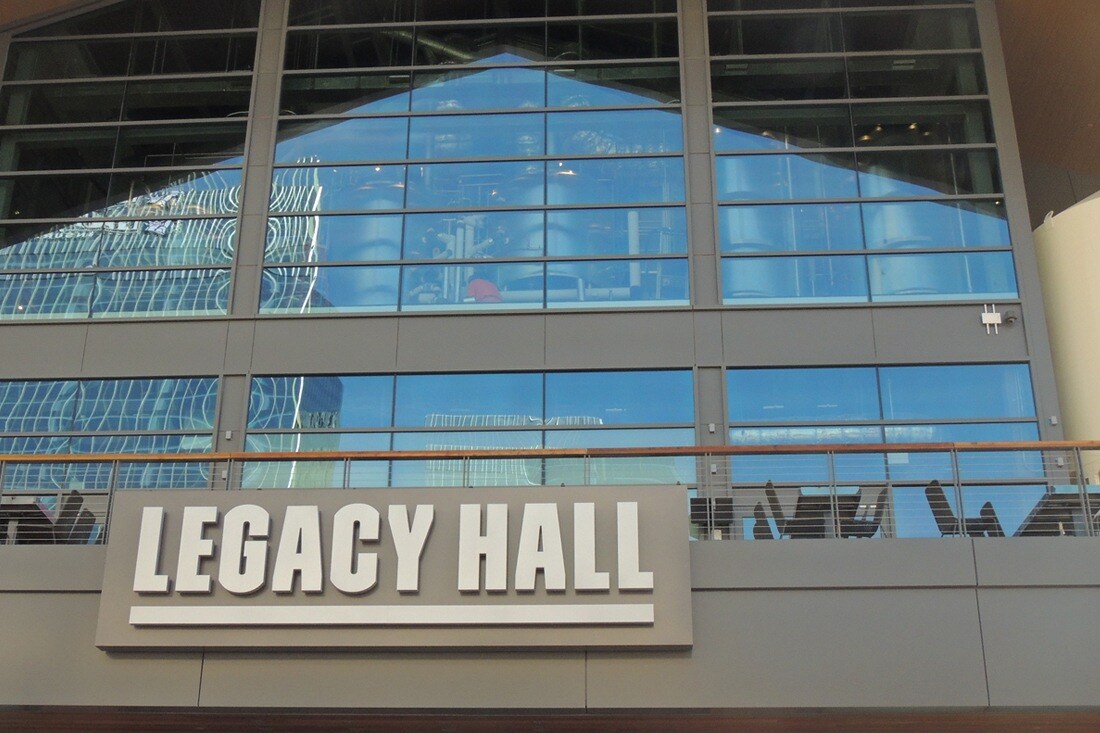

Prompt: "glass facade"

[709,1,1013,304]
[0,0,1061,544]
[0,0,257,318]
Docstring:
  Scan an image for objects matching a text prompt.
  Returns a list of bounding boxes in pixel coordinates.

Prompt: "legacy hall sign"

[96,486,692,650]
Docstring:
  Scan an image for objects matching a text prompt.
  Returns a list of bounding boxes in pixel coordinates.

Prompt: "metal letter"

[515,503,566,592]
[573,502,610,592]
[218,504,270,595]
[330,504,380,595]
[133,506,170,594]
[389,504,434,593]
[175,506,219,594]
[458,503,508,593]
[616,502,654,591]
[272,506,324,594]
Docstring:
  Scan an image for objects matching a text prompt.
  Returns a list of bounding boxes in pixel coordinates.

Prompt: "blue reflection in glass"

[547,158,684,205]
[547,207,687,256]
[545,428,695,485]
[275,118,410,163]
[0,381,78,432]
[267,215,402,263]
[879,364,1035,421]
[545,259,687,306]
[411,61,546,112]
[404,210,544,260]
[265,265,400,312]
[547,109,683,155]
[862,200,1010,249]
[92,269,229,317]
[394,373,542,428]
[391,430,542,488]
[249,375,392,429]
[547,65,679,107]
[857,150,1001,198]
[719,204,862,252]
[884,422,1041,482]
[547,371,693,425]
[0,272,93,318]
[407,161,544,209]
[271,166,406,213]
[729,368,879,422]
[729,425,885,484]
[409,113,544,159]
[717,154,858,200]
[721,254,867,303]
[403,262,543,309]
[869,251,1017,301]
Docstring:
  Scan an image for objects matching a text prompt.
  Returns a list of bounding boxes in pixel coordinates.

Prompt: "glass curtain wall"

[708,0,1017,305]
[261,0,689,313]
[245,369,695,487]
[0,0,260,318]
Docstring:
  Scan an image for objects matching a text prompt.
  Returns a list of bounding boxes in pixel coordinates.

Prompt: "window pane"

[249,375,393,429]
[853,101,994,147]
[123,77,254,121]
[885,423,1040,482]
[847,53,986,97]
[114,123,248,168]
[0,173,111,219]
[547,64,680,107]
[713,106,852,152]
[75,378,217,431]
[0,381,77,432]
[843,10,979,52]
[267,215,402,263]
[857,150,1001,197]
[402,263,543,309]
[717,154,858,200]
[868,251,1017,301]
[0,272,93,318]
[288,0,414,25]
[95,218,237,267]
[709,15,842,55]
[547,371,693,424]
[260,266,399,312]
[394,373,542,427]
[129,36,256,76]
[409,113,545,159]
[548,109,683,155]
[878,364,1036,420]
[92,268,230,316]
[108,169,244,216]
[545,259,688,306]
[275,118,410,163]
[711,58,847,103]
[5,40,133,81]
[719,204,863,252]
[408,161,544,209]
[722,254,868,302]
[547,158,684,205]
[729,367,879,422]
[405,211,543,260]
[284,30,413,70]
[862,200,1010,249]
[270,166,405,213]
[414,25,546,65]
[547,207,687,256]
[547,20,679,60]
[281,73,411,116]
[412,66,546,112]
[0,128,117,171]
[0,82,125,125]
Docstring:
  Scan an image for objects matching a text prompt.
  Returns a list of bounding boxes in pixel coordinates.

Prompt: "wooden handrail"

[0,440,1097,463]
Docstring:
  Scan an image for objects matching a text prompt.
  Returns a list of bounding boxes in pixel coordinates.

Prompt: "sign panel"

[96,486,692,650]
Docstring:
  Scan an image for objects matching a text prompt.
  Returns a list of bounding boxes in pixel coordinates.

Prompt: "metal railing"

[1,441,1099,545]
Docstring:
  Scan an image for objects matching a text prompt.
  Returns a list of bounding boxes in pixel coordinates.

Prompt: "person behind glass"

[466,269,503,303]
[406,266,443,303]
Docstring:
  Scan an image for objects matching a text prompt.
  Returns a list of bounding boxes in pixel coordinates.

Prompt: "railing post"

[1075,447,1094,537]
[343,457,351,489]
[827,451,840,537]
[950,448,965,536]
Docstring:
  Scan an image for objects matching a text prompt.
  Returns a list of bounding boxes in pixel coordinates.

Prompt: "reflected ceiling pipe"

[377,29,477,64]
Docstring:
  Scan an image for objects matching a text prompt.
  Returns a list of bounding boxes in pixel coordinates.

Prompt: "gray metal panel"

[973,537,1100,587]
[251,318,400,373]
[198,651,586,709]
[0,323,88,378]
[587,588,988,709]
[223,320,257,375]
[81,321,230,377]
[690,539,978,590]
[0,547,105,591]
[396,315,546,372]
[545,312,697,369]
[692,311,724,366]
[722,309,876,366]
[215,375,248,451]
[871,305,1029,364]
[0,593,201,706]
[980,587,1100,706]
[694,367,726,446]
